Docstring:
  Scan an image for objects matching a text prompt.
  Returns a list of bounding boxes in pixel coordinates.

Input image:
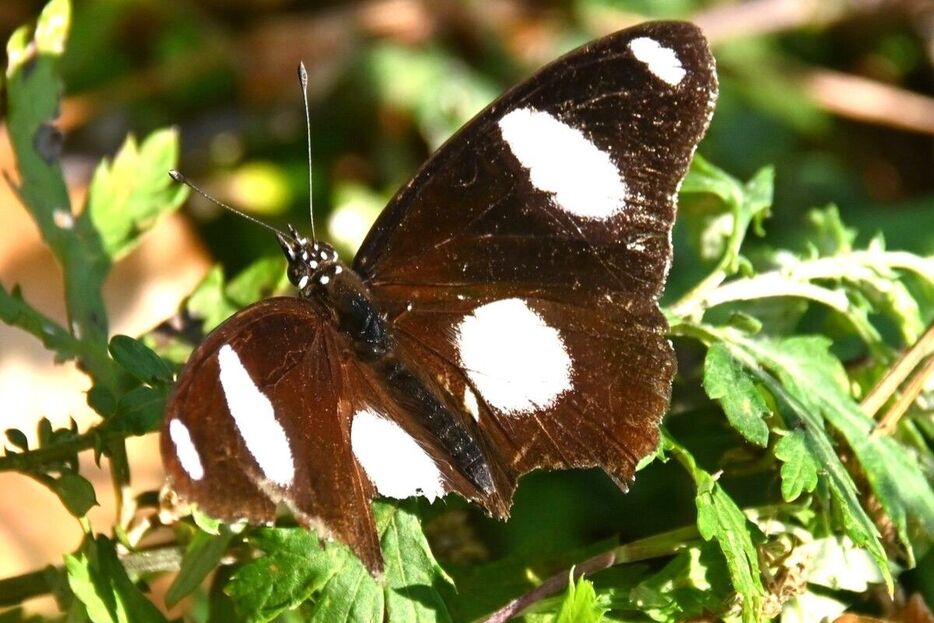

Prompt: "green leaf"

[86,129,188,261]
[192,508,223,535]
[680,153,746,207]
[5,428,29,452]
[365,44,497,149]
[718,332,894,589]
[773,430,820,501]
[703,343,770,446]
[187,267,238,332]
[745,336,934,567]
[0,283,81,363]
[554,574,605,623]
[225,255,289,307]
[226,528,338,622]
[106,386,167,435]
[165,526,237,608]
[227,501,451,623]
[87,385,117,418]
[53,472,98,517]
[108,335,173,385]
[665,435,765,623]
[64,536,167,623]
[377,500,453,622]
[629,545,730,622]
[34,0,70,55]
[306,548,383,623]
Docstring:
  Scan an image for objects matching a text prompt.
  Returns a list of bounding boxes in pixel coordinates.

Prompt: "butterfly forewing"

[355,21,717,302]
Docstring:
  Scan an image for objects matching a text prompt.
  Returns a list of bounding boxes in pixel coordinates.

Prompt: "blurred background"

[0,0,932,611]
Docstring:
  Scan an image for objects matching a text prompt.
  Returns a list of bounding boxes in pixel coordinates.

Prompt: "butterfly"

[161,20,718,574]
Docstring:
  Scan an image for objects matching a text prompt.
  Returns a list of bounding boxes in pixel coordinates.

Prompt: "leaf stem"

[0,426,123,473]
[0,546,184,608]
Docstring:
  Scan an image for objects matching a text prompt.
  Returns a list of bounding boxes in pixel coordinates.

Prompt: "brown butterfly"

[161,20,718,573]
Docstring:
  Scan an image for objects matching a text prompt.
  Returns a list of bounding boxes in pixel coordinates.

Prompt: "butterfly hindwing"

[162,297,500,571]
[162,297,386,571]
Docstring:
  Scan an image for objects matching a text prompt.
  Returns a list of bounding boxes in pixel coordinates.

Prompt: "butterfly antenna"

[298,62,316,242]
[168,169,296,242]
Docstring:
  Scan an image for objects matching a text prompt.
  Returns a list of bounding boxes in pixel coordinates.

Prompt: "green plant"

[1,1,932,622]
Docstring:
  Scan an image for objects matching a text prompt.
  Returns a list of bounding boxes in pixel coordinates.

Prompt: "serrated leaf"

[773,430,820,501]
[165,526,237,608]
[306,548,383,623]
[719,333,893,589]
[703,343,770,446]
[187,267,238,332]
[53,472,98,517]
[680,153,745,206]
[64,536,166,623]
[665,435,765,623]
[226,528,338,622]
[225,256,289,307]
[227,501,451,623]
[693,477,764,623]
[377,500,453,622]
[86,129,187,261]
[554,574,605,623]
[108,335,173,385]
[745,335,934,567]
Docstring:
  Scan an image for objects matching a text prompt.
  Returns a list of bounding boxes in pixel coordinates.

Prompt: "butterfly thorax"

[278,235,391,360]
[277,233,499,499]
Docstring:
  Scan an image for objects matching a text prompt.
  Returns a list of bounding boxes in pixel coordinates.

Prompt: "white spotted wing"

[354,21,717,495]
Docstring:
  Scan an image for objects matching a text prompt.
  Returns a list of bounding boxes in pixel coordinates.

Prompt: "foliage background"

[0,0,933,621]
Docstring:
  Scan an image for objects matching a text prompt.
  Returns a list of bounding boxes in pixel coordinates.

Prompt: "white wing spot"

[218,344,295,486]
[498,108,627,220]
[351,408,445,501]
[629,37,685,86]
[169,419,204,480]
[463,386,480,422]
[456,298,572,415]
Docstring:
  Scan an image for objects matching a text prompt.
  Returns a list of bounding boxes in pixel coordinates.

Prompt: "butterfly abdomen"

[294,244,503,505]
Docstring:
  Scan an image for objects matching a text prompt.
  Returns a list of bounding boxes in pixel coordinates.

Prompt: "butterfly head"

[277,227,342,294]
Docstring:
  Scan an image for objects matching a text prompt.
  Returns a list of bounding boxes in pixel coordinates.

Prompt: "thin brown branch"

[877,353,934,434]
[799,68,934,136]
[863,319,934,418]
[693,0,890,43]
[479,526,699,623]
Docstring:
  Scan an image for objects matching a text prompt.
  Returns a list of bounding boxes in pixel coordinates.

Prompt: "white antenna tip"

[168,169,184,183]
[298,62,308,87]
